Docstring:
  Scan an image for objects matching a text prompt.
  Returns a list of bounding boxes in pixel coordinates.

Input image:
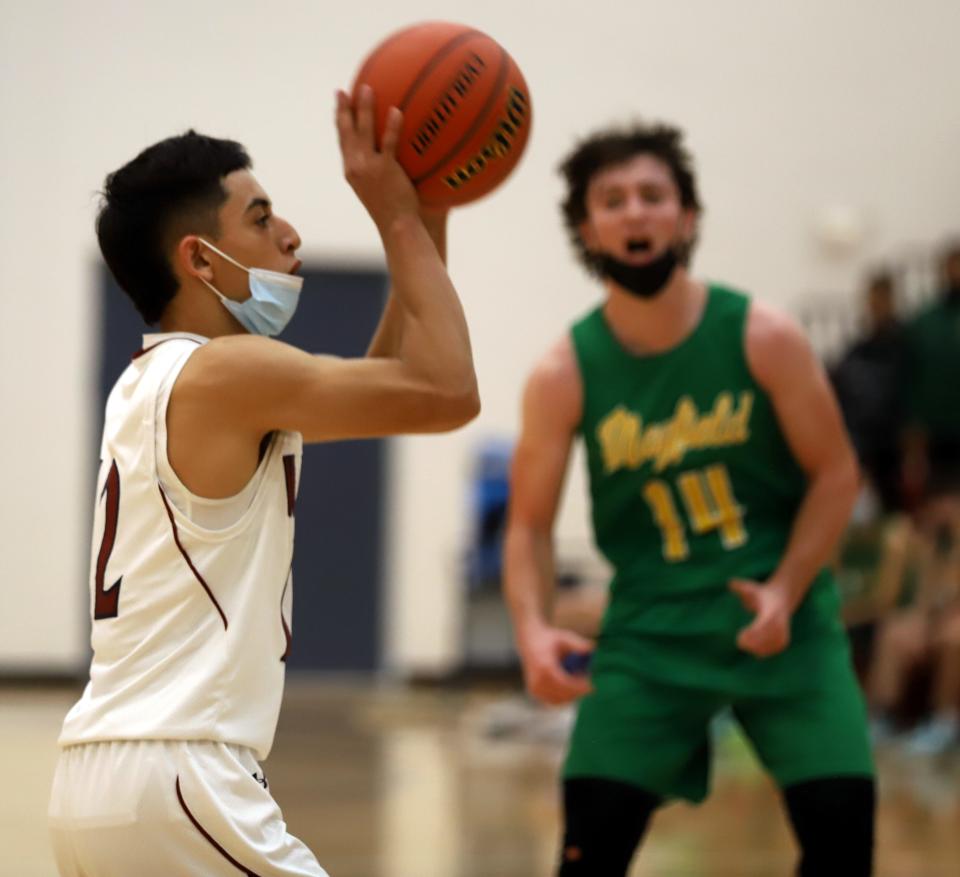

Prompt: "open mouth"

[623,238,655,261]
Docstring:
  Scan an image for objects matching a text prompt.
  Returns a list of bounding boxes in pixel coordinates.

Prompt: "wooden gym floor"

[3,678,959,876]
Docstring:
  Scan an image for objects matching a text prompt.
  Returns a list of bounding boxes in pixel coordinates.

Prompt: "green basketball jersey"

[906,298,960,437]
[571,284,842,647]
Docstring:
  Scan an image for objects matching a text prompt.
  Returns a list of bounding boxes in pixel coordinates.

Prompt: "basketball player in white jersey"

[49,87,479,876]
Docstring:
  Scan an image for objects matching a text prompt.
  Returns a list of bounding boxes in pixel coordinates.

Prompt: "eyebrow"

[595,180,668,197]
[244,197,272,214]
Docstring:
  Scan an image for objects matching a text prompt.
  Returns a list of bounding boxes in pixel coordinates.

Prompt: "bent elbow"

[431,385,481,431]
[459,385,482,423]
[837,454,862,511]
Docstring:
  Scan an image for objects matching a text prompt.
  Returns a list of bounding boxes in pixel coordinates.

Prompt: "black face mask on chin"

[594,248,679,299]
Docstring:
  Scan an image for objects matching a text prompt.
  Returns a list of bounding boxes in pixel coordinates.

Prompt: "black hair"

[940,239,960,278]
[558,122,702,276]
[866,269,895,296]
[96,130,251,324]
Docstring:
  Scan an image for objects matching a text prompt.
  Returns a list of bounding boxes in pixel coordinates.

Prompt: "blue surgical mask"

[198,239,304,336]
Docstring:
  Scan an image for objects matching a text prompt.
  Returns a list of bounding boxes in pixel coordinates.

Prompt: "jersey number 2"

[94,460,123,619]
[642,464,748,562]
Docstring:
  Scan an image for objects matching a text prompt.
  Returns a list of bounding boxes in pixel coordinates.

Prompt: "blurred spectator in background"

[901,241,960,511]
[862,240,960,755]
[831,271,906,515]
[837,512,913,633]
[866,519,960,754]
[830,272,910,705]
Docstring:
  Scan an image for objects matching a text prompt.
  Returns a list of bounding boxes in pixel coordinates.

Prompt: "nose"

[624,194,649,221]
[278,217,302,254]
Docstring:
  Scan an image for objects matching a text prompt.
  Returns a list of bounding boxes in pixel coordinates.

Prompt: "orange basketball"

[352,21,532,208]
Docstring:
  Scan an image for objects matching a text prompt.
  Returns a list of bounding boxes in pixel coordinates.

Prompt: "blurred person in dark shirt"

[866,240,960,755]
[831,271,906,514]
[902,241,960,509]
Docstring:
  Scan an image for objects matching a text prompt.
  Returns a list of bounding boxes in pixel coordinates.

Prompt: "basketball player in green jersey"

[504,124,875,876]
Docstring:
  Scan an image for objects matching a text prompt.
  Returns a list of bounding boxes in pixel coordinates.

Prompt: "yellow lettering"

[597,407,643,474]
[643,464,749,562]
[598,390,754,473]
[729,392,753,443]
[642,480,689,562]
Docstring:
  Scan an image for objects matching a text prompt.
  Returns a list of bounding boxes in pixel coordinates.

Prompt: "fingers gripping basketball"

[352,21,532,208]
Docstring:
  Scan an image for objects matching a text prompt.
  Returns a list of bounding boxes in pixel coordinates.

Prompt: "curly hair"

[558,122,702,275]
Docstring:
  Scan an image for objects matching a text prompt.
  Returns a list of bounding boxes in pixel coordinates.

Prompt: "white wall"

[2,0,958,675]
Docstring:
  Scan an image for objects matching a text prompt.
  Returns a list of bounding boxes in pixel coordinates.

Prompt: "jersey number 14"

[642,464,748,562]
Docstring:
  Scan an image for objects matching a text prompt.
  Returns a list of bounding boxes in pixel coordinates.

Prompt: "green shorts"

[563,633,874,804]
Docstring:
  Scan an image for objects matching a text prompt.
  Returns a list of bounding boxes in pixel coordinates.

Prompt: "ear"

[679,208,699,245]
[175,236,214,283]
[578,218,599,253]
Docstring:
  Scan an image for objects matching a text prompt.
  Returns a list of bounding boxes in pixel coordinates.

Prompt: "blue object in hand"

[561,652,593,676]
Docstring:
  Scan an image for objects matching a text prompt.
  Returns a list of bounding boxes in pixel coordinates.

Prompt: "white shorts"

[48,740,329,877]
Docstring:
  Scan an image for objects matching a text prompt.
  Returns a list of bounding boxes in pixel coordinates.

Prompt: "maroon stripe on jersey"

[282,454,296,517]
[175,776,265,877]
[280,563,293,663]
[131,336,197,361]
[94,460,123,619]
[158,487,228,630]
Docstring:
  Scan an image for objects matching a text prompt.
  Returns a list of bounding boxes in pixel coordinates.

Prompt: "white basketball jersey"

[59,333,303,760]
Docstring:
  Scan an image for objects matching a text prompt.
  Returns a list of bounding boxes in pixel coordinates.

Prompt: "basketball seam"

[411,45,509,185]
[395,30,485,112]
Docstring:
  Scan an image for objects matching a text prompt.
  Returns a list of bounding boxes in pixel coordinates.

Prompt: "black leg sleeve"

[557,777,662,877]
[783,776,876,877]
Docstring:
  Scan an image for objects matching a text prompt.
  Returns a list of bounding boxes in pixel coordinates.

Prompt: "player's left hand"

[729,578,792,658]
